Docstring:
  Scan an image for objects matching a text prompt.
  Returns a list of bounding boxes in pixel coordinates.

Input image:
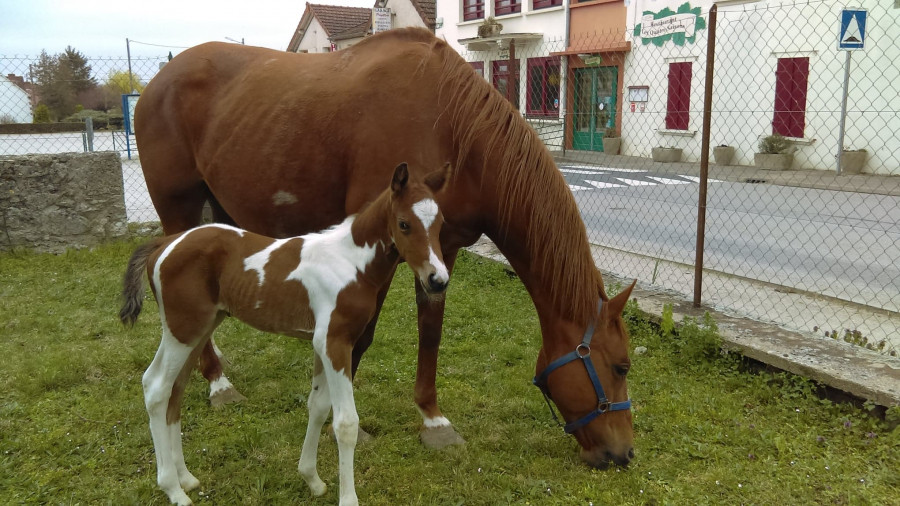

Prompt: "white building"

[0,75,33,124]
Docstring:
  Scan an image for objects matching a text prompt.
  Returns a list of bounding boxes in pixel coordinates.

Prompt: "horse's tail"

[119,237,167,328]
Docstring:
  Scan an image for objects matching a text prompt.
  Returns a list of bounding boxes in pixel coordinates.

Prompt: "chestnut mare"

[120,163,450,506]
[135,27,635,468]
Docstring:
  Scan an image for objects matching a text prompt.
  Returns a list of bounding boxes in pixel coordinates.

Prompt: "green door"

[572,66,618,151]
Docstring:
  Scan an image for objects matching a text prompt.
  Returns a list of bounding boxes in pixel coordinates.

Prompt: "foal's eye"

[398,221,410,233]
[614,364,630,377]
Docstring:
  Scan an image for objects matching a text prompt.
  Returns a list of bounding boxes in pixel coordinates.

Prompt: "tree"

[31,47,98,120]
[33,104,51,123]
[105,70,145,95]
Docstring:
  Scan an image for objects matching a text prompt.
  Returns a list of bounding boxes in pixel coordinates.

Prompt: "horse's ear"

[607,279,637,316]
[391,162,409,194]
[424,162,452,193]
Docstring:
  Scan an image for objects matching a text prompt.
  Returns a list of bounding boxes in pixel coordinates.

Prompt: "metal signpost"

[836,7,867,174]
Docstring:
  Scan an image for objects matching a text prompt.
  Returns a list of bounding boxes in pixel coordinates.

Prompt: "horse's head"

[388,162,452,296]
[533,281,636,469]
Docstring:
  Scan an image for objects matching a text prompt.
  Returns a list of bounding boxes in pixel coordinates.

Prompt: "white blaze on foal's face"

[393,196,448,293]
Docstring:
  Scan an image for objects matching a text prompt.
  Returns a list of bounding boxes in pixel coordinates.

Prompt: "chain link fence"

[0,1,897,354]
[0,54,164,222]
[458,1,898,354]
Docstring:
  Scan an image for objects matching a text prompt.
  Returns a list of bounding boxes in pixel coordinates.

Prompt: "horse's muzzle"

[427,273,448,294]
[580,446,635,469]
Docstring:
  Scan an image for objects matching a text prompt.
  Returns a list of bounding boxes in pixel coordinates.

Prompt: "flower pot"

[840,150,866,174]
[713,146,735,166]
[652,147,682,163]
[753,152,793,170]
[602,137,621,155]
[478,23,502,38]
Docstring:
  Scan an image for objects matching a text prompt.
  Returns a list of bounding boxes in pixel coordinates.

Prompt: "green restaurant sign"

[634,2,706,46]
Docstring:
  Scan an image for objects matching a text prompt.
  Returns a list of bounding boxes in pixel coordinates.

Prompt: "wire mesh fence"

[458,1,898,354]
[0,53,164,222]
[0,1,897,354]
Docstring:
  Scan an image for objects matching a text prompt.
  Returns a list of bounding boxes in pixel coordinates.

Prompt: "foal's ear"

[607,279,637,316]
[391,162,409,194]
[424,162,452,193]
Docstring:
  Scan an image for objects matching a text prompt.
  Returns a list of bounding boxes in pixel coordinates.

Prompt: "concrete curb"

[466,237,900,408]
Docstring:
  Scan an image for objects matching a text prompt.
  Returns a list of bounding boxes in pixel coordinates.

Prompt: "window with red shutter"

[493,60,520,109]
[526,57,561,118]
[533,0,562,9]
[469,61,485,79]
[773,57,809,138]
[495,0,521,15]
[463,0,484,21]
[665,62,692,130]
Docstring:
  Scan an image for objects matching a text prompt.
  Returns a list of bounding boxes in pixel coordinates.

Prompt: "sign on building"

[633,3,706,47]
[838,8,867,50]
[373,7,392,34]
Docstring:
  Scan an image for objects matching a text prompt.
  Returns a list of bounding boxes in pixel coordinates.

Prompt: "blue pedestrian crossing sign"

[838,8,867,50]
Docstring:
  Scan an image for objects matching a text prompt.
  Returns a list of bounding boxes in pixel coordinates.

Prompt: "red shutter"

[665,62,691,130]
[773,57,808,138]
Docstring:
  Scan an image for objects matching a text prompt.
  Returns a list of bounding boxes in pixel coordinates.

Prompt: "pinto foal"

[120,163,450,506]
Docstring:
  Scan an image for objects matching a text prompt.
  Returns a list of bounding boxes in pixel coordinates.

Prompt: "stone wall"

[0,152,128,253]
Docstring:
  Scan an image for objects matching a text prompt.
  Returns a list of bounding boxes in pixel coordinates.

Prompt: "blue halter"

[532,300,632,434]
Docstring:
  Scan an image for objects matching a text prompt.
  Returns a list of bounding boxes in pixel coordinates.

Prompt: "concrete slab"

[467,236,900,407]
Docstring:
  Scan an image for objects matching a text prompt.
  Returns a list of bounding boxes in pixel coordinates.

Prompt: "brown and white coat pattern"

[121,164,450,505]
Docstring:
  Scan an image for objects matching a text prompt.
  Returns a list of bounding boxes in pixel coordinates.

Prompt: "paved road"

[560,163,900,313]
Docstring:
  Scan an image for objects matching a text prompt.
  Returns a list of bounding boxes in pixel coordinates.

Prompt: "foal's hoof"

[209,387,247,407]
[420,425,466,450]
[326,424,374,445]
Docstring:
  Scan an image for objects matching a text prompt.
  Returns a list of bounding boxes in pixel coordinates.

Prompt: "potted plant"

[652,146,682,163]
[713,144,735,166]
[602,127,621,155]
[840,148,867,174]
[754,134,793,170]
[478,17,503,38]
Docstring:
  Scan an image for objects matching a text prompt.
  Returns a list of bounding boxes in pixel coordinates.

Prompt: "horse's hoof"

[420,425,466,450]
[209,387,247,407]
[179,472,200,492]
[307,477,327,497]
[164,488,193,506]
[326,424,374,445]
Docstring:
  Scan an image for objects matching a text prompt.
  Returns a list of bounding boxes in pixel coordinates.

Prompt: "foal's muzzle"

[427,273,448,294]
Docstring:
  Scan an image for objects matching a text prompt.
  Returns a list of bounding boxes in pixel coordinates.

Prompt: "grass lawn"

[0,239,897,505]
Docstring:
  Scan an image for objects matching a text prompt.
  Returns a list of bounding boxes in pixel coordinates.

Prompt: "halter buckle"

[597,401,610,413]
[576,343,591,358]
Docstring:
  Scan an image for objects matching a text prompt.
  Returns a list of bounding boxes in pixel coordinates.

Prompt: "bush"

[758,133,790,154]
[33,104,51,124]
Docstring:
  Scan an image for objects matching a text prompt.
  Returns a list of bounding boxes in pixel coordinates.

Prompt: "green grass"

[1,239,897,505]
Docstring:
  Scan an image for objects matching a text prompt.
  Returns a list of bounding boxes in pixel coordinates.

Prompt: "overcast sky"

[0,0,374,59]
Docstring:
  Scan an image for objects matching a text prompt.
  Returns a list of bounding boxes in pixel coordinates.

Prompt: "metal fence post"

[693,4,717,307]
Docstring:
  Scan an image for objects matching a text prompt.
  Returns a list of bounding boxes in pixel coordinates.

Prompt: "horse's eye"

[399,221,410,233]
[614,364,630,377]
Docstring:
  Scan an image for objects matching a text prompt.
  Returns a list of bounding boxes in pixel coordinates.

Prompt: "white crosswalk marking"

[559,164,724,192]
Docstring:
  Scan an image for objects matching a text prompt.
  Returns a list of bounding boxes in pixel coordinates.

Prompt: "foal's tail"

[119,237,167,328]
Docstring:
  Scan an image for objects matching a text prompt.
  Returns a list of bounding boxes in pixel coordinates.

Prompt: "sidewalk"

[553,151,900,197]
[467,236,900,408]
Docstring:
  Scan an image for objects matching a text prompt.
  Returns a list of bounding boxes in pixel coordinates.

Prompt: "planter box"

[713,146,735,166]
[602,137,621,155]
[652,147,682,163]
[840,151,866,174]
[754,153,793,170]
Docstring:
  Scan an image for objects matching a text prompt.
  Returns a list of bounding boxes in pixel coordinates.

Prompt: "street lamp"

[225,37,245,45]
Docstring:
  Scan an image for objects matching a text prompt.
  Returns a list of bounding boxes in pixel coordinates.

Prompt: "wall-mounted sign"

[628,86,649,102]
[634,2,706,47]
[373,7,392,34]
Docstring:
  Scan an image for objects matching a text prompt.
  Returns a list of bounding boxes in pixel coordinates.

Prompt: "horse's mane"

[373,29,606,326]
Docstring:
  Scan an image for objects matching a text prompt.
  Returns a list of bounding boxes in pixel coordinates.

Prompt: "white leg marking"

[298,357,330,497]
[422,415,452,429]
[142,329,196,506]
[209,376,235,396]
[170,420,200,491]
